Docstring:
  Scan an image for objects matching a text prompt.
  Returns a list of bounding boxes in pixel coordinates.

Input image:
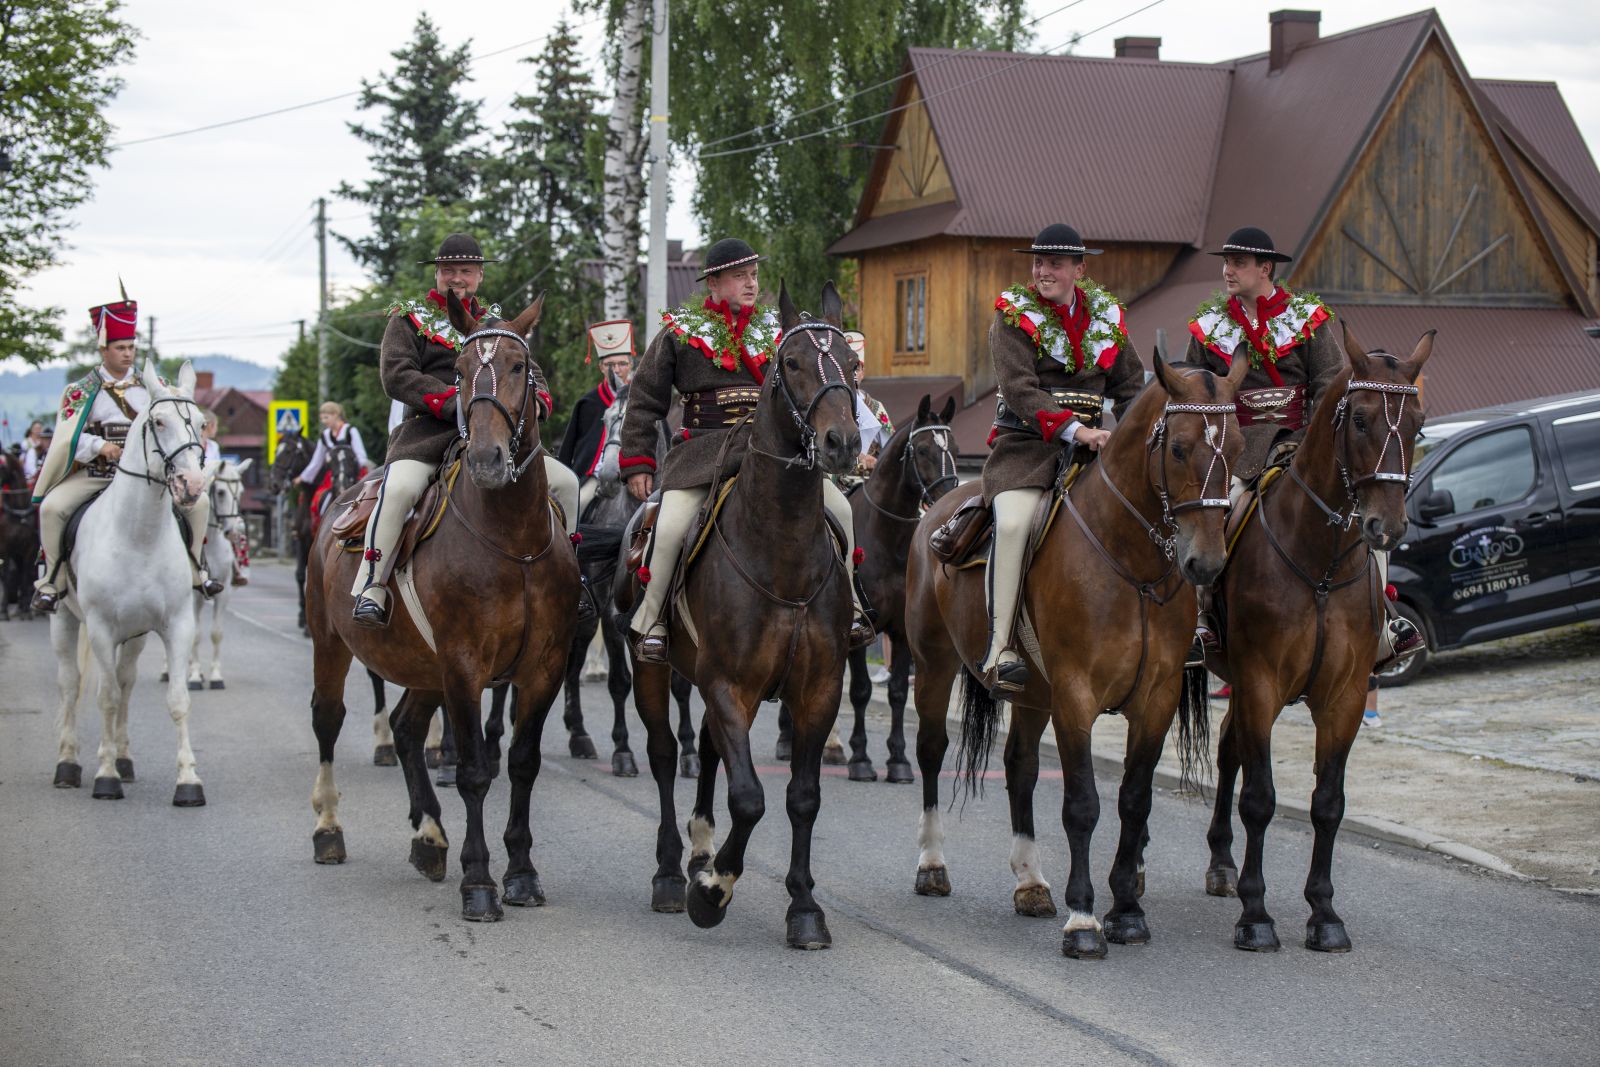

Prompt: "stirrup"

[848,615,875,651]
[631,625,668,664]
[1194,615,1220,654]
[31,588,59,614]
[197,577,225,599]
[351,590,390,629]
[577,575,598,622]
[981,655,1029,696]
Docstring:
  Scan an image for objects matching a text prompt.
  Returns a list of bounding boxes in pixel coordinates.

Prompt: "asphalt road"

[1,563,1596,1066]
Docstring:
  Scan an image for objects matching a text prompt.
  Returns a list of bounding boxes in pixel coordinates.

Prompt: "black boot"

[351,588,390,629]
[577,574,598,622]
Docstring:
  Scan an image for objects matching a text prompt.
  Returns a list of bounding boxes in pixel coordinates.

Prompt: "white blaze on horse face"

[1009,834,1050,891]
[917,807,947,872]
[688,814,715,860]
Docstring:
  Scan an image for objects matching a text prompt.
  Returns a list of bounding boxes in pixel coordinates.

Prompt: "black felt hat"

[1207,226,1293,263]
[1013,223,1101,257]
[419,233,497,265]
[696,237,766,280]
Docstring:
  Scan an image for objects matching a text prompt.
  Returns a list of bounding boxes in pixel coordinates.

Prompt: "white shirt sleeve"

[387,399,407,433]
[22,447,40,479]
[74,428,105,465]
[298,436,328,485]
[349,426,370,468]
[1055,420,1082,443]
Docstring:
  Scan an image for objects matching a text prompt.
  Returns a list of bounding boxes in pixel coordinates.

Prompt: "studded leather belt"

[681,387,762,430]
[1234,385,1306,430]
[994,388,1104,434]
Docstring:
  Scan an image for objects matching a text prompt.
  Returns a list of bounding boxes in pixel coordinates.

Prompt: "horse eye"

[511,362,524,374]
[1353,412,1369,432]
[785,357,799,371]
[1172,443,1187,462]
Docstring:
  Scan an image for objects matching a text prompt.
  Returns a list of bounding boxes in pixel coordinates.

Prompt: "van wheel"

[1376,602,1428,687]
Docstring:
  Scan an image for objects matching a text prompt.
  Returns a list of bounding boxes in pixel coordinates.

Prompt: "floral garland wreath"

[663,301,781,371]
[388,297,503,351]
[1190,287,1330,370]
[998,278,1130,371]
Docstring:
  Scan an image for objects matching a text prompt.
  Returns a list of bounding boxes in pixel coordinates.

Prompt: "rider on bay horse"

[350,232,591,628]
[558,319,635,517]
[298,400,370,531]
[980,223,1144,695]
[1184,225,1422,664]
[31,291,223,614]
[620,237,875,664]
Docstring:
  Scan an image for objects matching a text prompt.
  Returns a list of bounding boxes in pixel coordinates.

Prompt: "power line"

[325,323,383,350]
[699,0,1167,161]
[113,18,609,150]
[697,0,1096,152]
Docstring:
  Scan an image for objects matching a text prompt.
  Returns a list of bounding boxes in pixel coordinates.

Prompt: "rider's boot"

[31,561,62,614]
[629,489,702,664]
[352,582,391,629]
[1194,584,1221,655]
[823,478,876,649]
[979,489,1041,696]
[350,460,429,630]
[548,458,595,623]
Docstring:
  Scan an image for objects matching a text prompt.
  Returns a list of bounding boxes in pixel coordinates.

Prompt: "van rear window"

[1552,411,1600,492]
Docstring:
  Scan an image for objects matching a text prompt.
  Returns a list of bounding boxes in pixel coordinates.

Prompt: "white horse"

[188,458,251,691]
[51,360,215,806]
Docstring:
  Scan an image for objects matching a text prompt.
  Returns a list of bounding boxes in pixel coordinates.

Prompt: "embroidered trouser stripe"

[984,487,1044,672]
[544,456,580,537]
[633,488,708,636]
[352,460,431,599]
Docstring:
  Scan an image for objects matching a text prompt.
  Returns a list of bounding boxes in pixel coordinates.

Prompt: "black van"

[1382,389,1600,684]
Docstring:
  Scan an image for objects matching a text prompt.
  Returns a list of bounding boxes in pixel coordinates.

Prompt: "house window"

[895,273,928,359]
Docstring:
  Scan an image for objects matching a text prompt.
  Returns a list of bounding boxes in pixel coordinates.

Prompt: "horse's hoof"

[1062,927,1109,960]
[172,783,206,807]
[425,747,442,769]
[651,874,687,913]
[679,752,700,779]
[1234,921,1281,952]
[502,870,546,907]
[91,776,124,800]
[461,885,503,923]
[822,742,847,766]
[914,866,951,897]
[209,679,225,690]
[409,839,448,882]
[187,678,203,691]
[1205,865,1239,897]
[884,760,915,784]
[53,761,82,789]
[373,744,398,767]
[115,758,135,783]
[685,877,729,929]
[1104,912,1151,945]
[436,765,457,788]
[568,734,598,760]
[1135,866,1146,900]
[313,828,346,865]
[787,912,832,950]
[1305,921,1352,953]
[774,738,792,762]
[160,671,169,682]
[611,750,639,778]
[847,759,877,782]
[1013,884,1057,917]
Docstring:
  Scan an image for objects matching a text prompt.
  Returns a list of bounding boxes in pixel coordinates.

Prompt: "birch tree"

[598,0,648,321]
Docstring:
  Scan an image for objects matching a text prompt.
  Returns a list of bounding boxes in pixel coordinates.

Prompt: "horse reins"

[116,396,207,490]
[456,327,546,481]
[749,318,857,471]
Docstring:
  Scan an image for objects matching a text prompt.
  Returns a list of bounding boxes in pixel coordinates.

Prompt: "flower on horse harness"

[637,566,651,584]
[570,532,582,545]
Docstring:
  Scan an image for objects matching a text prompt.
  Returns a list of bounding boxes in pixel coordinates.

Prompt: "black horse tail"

[575,522,625,565]
[1174,662,1213,795]
[953,667,1001,806]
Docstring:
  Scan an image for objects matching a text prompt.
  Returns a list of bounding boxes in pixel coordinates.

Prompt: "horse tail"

[953,667,1000,805]
[1174,661,1212,795]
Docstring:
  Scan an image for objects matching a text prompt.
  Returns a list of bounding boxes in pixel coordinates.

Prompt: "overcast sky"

[14,0,1599,371]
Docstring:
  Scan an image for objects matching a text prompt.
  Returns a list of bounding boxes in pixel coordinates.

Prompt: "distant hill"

[0,355,276,440]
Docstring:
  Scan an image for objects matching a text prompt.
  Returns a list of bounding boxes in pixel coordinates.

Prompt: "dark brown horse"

[304,293,579,922]
[1203,325,1432,953]
[627,282,860,949]
[905,353,1249,959]
[0,450,40,620]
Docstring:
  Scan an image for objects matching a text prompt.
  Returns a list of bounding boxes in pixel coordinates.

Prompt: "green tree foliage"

[668,0,1028,306]
[0,0,137,362]
[335,13,485,285]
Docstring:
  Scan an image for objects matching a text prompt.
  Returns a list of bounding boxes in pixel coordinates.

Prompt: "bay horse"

[187,458,252,690]
[561,385,699,778]
[304,292,579,922]
[268,428,391,762]
[628,282,860,949]
[1203,325,1432,953]
[905,352,1249,959]
[50,360,214,805]
[0,450,40,619]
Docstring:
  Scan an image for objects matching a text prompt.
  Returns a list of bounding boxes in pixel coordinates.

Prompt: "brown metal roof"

[1477,79,1600,228]
[827,202,960,256]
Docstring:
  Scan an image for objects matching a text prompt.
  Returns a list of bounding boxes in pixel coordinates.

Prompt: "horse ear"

[940,396,957,424]
[203,458,222,481]
[778,281,798,333]
[1404,329,1436,381]
[820,281,843,327]
[1223,344,1250,389]
[509,292,546,340]
[446,289,479,338]
[140,360,166,397]
[175,360,198,397]
[1151,348,1174,392]
[917,394,931,422]
[1341,320,1369,377]
[236,458,254,476]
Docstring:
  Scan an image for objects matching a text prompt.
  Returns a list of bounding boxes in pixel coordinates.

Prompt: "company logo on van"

[1449,526,1525,569]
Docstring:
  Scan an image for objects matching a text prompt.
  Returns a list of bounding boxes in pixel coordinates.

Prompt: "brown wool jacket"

[1182,314,1342,482]
[381,308,550,468]
[981,310,1143,505]
[619,325,768,493]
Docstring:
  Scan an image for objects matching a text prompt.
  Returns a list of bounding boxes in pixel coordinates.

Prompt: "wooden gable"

[1297,40,1571,310]
[863,80,956,220]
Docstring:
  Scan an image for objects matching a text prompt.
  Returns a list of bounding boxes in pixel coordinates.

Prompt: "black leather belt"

[682,387,761,430]
[994,388,1104,434]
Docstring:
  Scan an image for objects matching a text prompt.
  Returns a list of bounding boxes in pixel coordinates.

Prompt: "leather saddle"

[329,444,464,578]
[929,456,1087,568]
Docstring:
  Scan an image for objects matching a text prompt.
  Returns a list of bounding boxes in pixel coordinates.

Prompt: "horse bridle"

[760,318,857,471]
[455,327,545,481]
[117,396,207,489]
[1297,374,1421,530]
[863,422,958,523]
[209,472,244,530]
[1112,400,1237,558]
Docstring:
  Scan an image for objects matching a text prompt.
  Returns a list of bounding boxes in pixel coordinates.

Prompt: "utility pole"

[297,319,306,343]
[316,196,329,403]
[147,316,156,353]
[645,0,669,324]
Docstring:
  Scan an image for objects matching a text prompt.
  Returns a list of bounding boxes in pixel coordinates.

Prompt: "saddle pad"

[950,462,1083,571]
[1225,465,1286,559]
[338,459,462,573]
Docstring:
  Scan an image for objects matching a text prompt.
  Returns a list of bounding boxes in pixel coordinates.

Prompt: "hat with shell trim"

[419,233,498,265]
[696,237,766,280]
[1013,223,1102,257]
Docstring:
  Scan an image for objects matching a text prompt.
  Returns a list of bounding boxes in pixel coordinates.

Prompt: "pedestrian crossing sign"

[267,400,309,465]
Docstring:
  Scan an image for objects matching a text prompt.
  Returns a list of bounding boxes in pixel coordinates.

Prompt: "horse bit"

[763,317,857,471]
[455,327,544,480]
